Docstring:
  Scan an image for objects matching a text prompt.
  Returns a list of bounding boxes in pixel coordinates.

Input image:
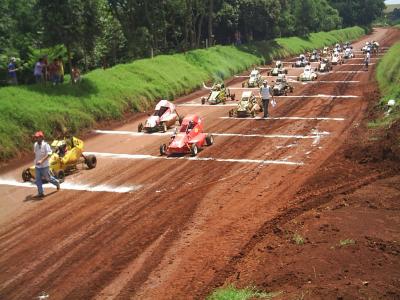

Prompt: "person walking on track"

[259,80,274,118]
[364,51,371,71]
[33,131,60,198]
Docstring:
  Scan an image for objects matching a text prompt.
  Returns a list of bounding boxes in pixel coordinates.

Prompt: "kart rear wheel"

[205,134,214,146]
[160,144,167,156]
[138,123,143,132]
[201,97,206,105]
[190,144,198,157]
[22,169,32,182]
[229,110,234,117]
[85,155,97,169]
[230,93,236,101]
[251,110,256,118]
[178,116,184,125]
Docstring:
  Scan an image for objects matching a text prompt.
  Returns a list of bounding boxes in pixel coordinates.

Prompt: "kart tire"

[229,110,234,118]
[56,170,65,183]
[138,123,143,132]
[190,144,198,157]
[178,116,184,125]
[242,82,246,88]
[22,169,32,182]
[160,144,167,156]
[231,93,236,101]
[284,90,288,96]
[201,97,206,105]
[85,155,97,169]
[162,122,167,133]
[251,110,256,118]
[205,134,214,146]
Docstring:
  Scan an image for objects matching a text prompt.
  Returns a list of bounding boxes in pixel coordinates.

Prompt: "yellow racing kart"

[22,137,97,182]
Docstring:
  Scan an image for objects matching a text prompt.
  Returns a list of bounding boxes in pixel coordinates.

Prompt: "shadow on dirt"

[24,190,58,202]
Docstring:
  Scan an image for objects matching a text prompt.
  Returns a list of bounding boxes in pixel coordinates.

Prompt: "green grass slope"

[0,26,365,161]
[371,42,400,127]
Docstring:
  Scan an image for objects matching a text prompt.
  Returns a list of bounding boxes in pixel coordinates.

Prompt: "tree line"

[0,0,385,83]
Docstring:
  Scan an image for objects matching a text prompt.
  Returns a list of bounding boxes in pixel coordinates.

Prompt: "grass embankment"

[0,26,365,161]
[369,42,400,127]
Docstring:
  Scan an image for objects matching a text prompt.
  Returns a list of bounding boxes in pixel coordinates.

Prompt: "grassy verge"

[0,26,365,161]
[207,285,282,300]
[369,42,400,128]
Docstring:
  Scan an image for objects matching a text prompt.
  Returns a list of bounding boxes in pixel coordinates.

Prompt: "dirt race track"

[1,28,400,300]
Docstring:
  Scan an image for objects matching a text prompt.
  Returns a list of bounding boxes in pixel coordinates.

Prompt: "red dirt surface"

[0,28,399,300]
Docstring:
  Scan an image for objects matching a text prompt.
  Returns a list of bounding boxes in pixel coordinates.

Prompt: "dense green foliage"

[0,26,365,161]
[207,285,282,300]
[0,0,385,84]
[373,42,400,127]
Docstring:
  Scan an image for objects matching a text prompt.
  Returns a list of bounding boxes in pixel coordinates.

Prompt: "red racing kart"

[159,114,214,156]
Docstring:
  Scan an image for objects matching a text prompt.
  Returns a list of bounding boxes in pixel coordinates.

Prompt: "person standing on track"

[364,50,371,71]
[259,80,274,118]
[33,131,60,198]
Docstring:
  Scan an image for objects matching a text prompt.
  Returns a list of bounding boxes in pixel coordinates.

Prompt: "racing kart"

[138,100,182,133]
[201,83,235,105]
[242,69,263,87]
[159,114,213,157]
[309,50,320,62]
[272,74,294,95]
[322,47,329,56]
[269,61,288,76]
[343,48,354,59]
[292,55,308,68]
[298,66,318,82]
[318,58,332,73]
[228,91,262,118]
[22,137,97,182]
[331,52,343,65]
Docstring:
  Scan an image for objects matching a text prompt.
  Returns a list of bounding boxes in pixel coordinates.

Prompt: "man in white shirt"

[33,131,60,198]
[259,80,274,118]
[364,51,371,71]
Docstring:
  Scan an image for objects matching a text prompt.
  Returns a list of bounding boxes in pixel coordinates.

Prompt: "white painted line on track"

[292,81,360,84]
[178,103,238,107]
[85,152,304,166]
[0,178,140,193]
[94,130,330,140]
[329,71,366,73]
[275,94,359,98]
[344,63,375,65]
[95,130,172,136]
[220,116,345,121]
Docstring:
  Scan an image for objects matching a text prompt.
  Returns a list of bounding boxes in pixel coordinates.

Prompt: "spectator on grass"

[7,57,18,85]
[43,56,49,82]
[58,56,64,83]
[71,66,81,84]
[49,59,61,85]
[34,58,44,83]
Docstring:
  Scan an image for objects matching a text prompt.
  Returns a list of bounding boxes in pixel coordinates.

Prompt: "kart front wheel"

[161,123,167,133]
[206,134,214,146]
[201,97,206,105]
[138,123,143,132]
[85,155,97,169]
[190,144,198,157]
[178,116,184,125]
[160,144,167,156]
[22,169,32,182]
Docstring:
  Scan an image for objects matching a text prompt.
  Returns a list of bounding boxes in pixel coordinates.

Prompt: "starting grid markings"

[94,129,330,140]
[85,151,305,166]
[0,178,141,194]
